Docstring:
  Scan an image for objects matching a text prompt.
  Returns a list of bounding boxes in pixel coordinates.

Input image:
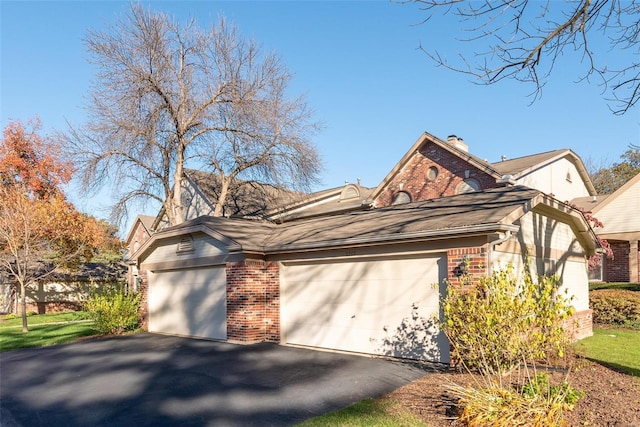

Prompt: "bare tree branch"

[405,0,640,114]
[61,5,322,227]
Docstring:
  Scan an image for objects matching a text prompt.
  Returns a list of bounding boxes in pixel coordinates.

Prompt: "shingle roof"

[267,186,539,250]
[185,169,303,218]
[570,195,610,212]
[491,149,569,176]
[171,186,541,252]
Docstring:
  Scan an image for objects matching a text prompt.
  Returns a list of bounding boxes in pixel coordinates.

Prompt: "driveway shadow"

[0,333,434,426]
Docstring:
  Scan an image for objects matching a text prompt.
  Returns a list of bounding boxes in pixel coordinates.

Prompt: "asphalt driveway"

[0,333,433,426]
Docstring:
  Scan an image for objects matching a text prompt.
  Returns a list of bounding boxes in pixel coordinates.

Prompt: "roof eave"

[530,193,601,256]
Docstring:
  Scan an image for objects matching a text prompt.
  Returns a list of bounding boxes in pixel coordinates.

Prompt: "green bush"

[84,285,140,335]
[442,264,574,375]
[590,289,640,329]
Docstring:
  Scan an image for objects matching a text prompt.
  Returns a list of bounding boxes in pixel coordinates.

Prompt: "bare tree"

[64,4,321,226]
[404,0,640,114]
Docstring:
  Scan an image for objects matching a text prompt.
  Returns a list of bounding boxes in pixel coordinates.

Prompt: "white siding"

[595,178,640,234]
[516,158,590,202]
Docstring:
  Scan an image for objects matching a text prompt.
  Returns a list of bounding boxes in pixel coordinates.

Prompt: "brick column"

[631,240,639,283]
[446,247,487,287]
[226,260,280,343]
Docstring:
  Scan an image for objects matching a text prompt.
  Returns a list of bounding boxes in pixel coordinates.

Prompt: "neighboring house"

[573,171,640,283]
[125,214,156,293]
[1,262,126,315]
[127,131,601,363]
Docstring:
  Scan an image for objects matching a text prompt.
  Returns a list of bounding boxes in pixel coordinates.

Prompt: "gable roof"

[125,214,156,245]
[491,149,596,195]
[368,132,502,203]
[136,186,600,260]
[184,169,303,218]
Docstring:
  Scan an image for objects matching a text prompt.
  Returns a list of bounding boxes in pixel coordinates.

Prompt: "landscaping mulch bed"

[385,358,640,426]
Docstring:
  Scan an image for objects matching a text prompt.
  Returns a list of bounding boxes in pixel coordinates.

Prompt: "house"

[1,262,126,315]
[125,214,156,293]
[573,171,640,283]
[128,131,600,363]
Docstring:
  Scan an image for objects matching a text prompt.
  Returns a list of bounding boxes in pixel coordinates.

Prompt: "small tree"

[0,118,117,332]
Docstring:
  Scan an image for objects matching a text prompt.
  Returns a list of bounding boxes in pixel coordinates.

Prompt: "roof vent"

[501,155,507,162]
[446,134,468,152]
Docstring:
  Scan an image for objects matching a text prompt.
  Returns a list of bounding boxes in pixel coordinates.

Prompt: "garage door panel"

[148,267,226,340]
[282,255,449,363]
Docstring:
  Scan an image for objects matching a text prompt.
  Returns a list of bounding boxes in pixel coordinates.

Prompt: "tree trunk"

[20,282,28,333]
[213,176,231,217]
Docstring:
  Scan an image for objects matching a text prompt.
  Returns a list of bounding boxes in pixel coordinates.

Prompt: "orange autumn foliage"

[0,118,119,331]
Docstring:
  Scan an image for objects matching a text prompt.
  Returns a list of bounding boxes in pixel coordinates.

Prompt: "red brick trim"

[226,260,280,343]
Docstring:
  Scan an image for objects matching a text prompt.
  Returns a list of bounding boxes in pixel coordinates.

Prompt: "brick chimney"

[447,134,468,152]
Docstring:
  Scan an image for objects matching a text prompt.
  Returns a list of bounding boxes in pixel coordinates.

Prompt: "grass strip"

[297,398,427,427]
[0,321,97,352]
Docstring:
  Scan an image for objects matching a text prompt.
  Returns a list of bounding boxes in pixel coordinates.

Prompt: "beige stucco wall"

[516,157,591,202]
[493,211,590,312]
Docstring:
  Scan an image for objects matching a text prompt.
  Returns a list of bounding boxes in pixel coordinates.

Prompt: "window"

[566,171,572,183]
[392,191,411,205]
[427,166,438,181]
[341,186,359,200]
[588,255,604,282]
[456,179,480,194]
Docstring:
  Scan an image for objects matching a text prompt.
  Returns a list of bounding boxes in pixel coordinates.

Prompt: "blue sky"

[2,1,639,231]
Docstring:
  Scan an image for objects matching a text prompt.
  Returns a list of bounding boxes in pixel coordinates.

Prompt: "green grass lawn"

[0,311,91,329]
[589,282,640,292]
[0,312,98,352]
[578,328,640,377]
[297,398,427,427]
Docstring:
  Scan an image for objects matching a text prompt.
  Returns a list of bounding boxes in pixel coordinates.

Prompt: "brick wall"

[375,142,497,207]
[564,309,593,340]
[25,301,82,314]
[605,240,630,282]
[446,247,488,287]
[137,271,149,329]
[226,260,280,343]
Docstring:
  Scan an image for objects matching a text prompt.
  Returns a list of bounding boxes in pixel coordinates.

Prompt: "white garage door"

[281,254,449,362]
[148,266,226,340]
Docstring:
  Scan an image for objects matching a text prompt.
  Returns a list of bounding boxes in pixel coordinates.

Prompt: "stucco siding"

[141,232,228,266]
[516,158,590,202]
[493,211,589,314]
[518,212,583,254]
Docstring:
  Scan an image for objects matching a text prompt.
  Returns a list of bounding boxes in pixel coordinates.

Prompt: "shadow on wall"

[376,302,450,363]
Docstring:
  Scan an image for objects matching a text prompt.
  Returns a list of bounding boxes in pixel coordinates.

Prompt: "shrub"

[590,289,640,329]
[442,264,574,375]
[452,374,583,427]
[84,285,140,335]
[443,265,583,426]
